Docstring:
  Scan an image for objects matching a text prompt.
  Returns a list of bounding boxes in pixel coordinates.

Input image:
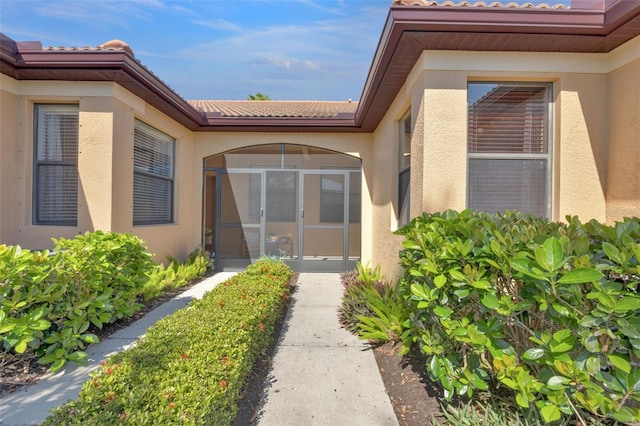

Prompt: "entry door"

[264,170,299,264]
[300,171,349,272]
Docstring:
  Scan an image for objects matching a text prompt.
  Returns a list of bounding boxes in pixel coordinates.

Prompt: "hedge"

[43,259,293,425]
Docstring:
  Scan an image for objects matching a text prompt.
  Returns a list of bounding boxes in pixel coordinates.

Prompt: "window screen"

[467,83,551,217]
[320,175,345,223]
[33,104,79,226]
[133,120,175,225]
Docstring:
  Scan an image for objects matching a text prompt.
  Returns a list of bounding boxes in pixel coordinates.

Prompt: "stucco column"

[606,59,640,222]
[556,74,608,222]
[0,87,18,243]
[420,71,468,213]
[77,97,115,232]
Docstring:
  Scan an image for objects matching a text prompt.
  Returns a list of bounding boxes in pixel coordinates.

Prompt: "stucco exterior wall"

[406,50,614,224]
[0,78,198,262]
[1,34,637,274]
[606,57,640,222]
[421,71,468,213]
[0,80,18,244]
[124,102,198,262]
[367,47,638,280]
[555,74,608,221]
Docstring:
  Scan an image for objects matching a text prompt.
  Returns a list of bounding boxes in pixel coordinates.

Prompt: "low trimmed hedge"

[43,259,293,425]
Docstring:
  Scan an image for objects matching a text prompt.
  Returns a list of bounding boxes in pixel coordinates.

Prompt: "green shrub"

[139,246,213,301]
[1,232,209,373]
[338,263,384,333]
[0,245,55,362]
[339,262,411,353]
[394,210,640,424]
[43,259,293,425]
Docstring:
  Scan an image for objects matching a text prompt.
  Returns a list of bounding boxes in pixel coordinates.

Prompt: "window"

[133,120,175,225]
[467,83,551,218]
[33,104,79,226]
[398,109,411,226]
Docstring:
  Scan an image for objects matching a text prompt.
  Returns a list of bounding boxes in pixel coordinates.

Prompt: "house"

[1,0,639,277]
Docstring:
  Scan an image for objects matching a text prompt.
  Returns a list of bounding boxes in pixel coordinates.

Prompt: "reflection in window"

[467,83,551,217]
[33,104,79,226]
[133,120,175,225]
[398,109,411,226]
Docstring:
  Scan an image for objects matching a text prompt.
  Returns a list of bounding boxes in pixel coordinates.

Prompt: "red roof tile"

[189,100,358,119]
[393,0,567,8]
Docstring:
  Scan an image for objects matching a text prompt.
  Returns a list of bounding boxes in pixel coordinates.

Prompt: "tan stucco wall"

[0,78,198,262]
[1,35,637,275]
[415,51,616,222]
[0,82,18,244]
[606,57,640,222]
[367,45,640,280]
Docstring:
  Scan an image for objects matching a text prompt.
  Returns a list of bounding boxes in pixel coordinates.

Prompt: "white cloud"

[256,56,321,72]
[193,19,243,32]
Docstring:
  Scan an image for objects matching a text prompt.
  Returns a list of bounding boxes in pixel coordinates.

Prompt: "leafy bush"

[338,262,386,333]
[43,259,293,425]
[139,246,213,301]
[339,262,411,353]
[0,245,55,366]
[1,232,210,373]
[394,210,640,424]
[435,398,609,426]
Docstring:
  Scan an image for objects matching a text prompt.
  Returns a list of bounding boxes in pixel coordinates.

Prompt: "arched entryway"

[203,144,361,272]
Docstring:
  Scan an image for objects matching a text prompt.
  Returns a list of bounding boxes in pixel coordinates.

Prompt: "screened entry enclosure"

[203,145,361,272]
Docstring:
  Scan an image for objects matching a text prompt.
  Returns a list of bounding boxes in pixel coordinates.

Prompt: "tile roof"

[189,100,358,119]
[393,0,567,8]
[22,39,358,121]
[42,39,135,56]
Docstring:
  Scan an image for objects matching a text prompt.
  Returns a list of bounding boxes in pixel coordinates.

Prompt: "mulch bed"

[373,342,446,425]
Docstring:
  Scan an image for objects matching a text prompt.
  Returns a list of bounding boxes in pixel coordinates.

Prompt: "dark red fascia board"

[200,111,357,132]
[5,40,205,130]
[194,119,360,133]
[3,0,640,135]
[4,41,361,133]
[354,4,640,130]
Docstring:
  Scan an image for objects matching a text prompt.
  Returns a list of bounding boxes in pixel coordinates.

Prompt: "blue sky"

[1,0,571,101]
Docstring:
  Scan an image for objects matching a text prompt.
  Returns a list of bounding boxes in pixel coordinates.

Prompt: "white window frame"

[33,104,79,226]
[467,82,553,218]
[133,120,175,226]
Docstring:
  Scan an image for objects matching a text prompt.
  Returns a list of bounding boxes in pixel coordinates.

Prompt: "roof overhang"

[355,0,640,132]
[1,0,639,133]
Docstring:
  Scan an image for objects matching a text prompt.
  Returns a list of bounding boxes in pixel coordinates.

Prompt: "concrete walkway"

[0,272,397,426]
[257,273,398,425]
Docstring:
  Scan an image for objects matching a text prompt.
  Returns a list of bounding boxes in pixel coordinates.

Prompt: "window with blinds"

[398,109,411,226]
[33,104,79,226]
[467,83,552,218]
[133,120,175,225]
